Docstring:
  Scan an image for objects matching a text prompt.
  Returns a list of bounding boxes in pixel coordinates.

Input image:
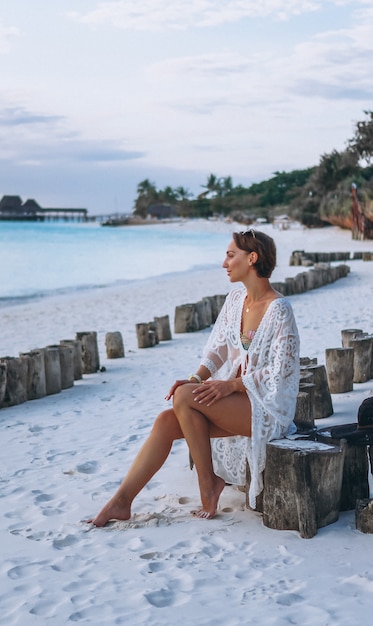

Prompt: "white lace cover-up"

[200,287,300,509]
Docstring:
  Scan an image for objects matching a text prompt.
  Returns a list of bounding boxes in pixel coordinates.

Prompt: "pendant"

[245,307,250,313]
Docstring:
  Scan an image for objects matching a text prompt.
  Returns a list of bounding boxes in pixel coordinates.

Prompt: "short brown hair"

[233,229,276,278]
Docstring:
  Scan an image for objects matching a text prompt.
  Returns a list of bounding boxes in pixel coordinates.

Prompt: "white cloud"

[0,20,19,53]
[145,4,373,108]
[68,0,334,31]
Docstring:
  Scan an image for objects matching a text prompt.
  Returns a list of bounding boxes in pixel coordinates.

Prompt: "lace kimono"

[200,287,300,509]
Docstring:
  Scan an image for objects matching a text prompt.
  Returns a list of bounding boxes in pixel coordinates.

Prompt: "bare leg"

[173,384,251,519]
[87,409,183,526]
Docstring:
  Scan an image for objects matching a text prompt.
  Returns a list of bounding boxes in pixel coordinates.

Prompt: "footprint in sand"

[178,496,192,505]
[52,535,79,550]
[34,493,54,503]
[75,461,99,474]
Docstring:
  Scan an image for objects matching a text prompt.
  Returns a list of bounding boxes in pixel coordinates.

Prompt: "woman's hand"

[165,379,190,401]
[192,380,236,406]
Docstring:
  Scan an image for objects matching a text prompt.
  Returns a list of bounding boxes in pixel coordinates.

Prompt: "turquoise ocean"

[0,221,230,306]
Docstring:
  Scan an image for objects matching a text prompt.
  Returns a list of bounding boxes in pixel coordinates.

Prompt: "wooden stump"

[105,331,125,358]
[154,315,172,341]
[58,344,74,389]
[148,322,159,345]
[356,499,373,533]
[20,350,46,400]
[174,304,199,333]
[76,331,100,373]
[60,339,83,380]
[0,356,28,407]
[350,336,373,383]
[300,357,318,367]
[341,328,363,348]
[136,323,157,348]
[302,364,333,419]
[43,347,62,395]
[207,295,226,323]
[316,427,370,510]
[293,391,314,432]
[298,382,315,422]
[194,298,213,329]
[0,362,8,407]
[262,439,345,538]
[325,347,354,393]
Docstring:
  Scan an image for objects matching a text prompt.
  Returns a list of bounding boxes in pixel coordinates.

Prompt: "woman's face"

[222,239,251,283]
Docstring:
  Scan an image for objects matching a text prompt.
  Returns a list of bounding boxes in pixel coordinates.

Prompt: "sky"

[0,1,372,215]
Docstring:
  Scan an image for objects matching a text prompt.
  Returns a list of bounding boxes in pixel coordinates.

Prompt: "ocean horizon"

[0,220,231,306]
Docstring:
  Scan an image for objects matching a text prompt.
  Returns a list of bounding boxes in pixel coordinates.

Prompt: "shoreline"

[1,221,373,360]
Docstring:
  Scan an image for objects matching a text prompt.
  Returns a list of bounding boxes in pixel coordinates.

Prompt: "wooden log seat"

[254,439,345,538]
[316,426,371,511]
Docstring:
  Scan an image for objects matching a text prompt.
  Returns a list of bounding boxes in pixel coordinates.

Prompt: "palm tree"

[201,173,219,197]
[175,186,192,201]
[134,179,158,217]
[219,176,233,197]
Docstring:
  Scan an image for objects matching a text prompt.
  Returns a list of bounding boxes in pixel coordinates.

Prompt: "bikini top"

[240,329,256,350]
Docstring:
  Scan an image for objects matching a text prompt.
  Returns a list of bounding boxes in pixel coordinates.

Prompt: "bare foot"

[86,496,131,527]
[192,475,225,520]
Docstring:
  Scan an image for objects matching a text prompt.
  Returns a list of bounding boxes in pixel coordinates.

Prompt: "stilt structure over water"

[0,195,88,222]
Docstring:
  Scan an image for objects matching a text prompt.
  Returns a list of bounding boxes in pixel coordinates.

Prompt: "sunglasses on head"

[240,229,256,238]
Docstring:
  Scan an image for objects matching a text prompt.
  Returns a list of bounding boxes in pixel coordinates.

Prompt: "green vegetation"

[133,111,373,227]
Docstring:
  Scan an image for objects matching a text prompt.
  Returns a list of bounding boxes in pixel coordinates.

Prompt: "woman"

[87,229,299,526]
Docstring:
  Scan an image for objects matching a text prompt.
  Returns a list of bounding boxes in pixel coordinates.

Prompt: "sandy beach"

[1,220,373,625]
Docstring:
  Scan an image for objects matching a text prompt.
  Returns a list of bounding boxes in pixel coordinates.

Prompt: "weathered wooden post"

[148,322,159,345]
[154,315,172,341]
[341,328,372,383]
[174,303,199,333]
[58,343,74,389]
[207,295,226,323]
[298,382,316,422]
[20,350,46,400]
[304,268,319,291]
[293,391,314,432]
[194,300,210,330]
[261,439,345,538]
[76,331,100,373]
[293,272,307,293]
[202,297,213,327]
[349,336,373,383]
[0,361,8,407]
[136,323,156,348]
[302,364,333,419]
[60,339,83,380]
[325,347,354,393]
[316,427,370,511]
[300,357,318,367]
[105,331,125,358]
[0,356,28,407]
[43,346,62,395]
[341,328,363,348]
